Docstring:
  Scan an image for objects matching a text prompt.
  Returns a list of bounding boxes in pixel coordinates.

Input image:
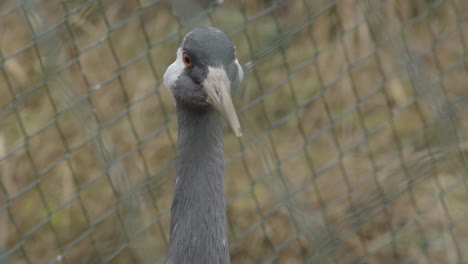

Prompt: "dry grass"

[1,0,468,263]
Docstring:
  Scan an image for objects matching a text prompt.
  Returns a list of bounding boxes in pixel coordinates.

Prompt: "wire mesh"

[0,0,467,263]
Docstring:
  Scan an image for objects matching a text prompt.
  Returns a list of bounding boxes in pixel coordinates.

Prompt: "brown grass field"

[0,0,468,263]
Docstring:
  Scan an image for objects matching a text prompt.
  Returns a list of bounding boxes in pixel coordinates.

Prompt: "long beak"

[203,67,242,137]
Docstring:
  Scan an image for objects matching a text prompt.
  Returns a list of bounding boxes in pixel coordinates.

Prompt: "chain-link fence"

[1,0,467,263]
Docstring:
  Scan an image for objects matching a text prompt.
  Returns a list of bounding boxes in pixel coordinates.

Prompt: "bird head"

[163,27,244,137]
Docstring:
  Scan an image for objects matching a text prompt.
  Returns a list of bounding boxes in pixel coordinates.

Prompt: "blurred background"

[0,0,467,263]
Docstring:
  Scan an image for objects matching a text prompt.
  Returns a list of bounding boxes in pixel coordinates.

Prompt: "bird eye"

[183,53,192,67]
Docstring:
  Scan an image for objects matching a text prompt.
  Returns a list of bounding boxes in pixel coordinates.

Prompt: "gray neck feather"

[167,103,230,264]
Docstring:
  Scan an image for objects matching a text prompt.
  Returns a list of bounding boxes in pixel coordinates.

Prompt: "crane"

[163,27,244,264]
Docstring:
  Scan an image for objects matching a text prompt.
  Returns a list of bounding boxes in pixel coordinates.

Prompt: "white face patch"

[163,48,185,91]
[235,59,244,83]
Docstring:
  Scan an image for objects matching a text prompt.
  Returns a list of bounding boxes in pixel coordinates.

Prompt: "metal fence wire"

[0,0,467,263]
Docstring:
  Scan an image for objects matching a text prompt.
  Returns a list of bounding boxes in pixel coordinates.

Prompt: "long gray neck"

[167,104,230,264]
